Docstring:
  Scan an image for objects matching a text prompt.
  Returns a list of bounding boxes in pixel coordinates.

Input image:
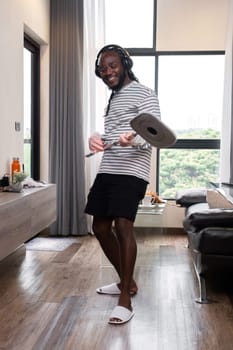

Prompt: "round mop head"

[130,113,176,148]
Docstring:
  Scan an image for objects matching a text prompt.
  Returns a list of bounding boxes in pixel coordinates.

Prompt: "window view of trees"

[158,54,224,198]
[160,148,220,198]
[175,129,220,139]
[159,128,220,198]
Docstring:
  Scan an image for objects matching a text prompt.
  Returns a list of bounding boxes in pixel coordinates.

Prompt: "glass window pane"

[104,0,154,48]
[159,149,220,198]
[131,56,155,90]
[23,143,31,177]
[158,55,225,139]
[24,48,32,139]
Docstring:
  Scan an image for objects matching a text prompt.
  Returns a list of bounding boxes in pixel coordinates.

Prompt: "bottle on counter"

[11,157,21,181]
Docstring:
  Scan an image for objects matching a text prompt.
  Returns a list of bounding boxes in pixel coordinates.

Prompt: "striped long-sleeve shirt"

[98,81,161,182]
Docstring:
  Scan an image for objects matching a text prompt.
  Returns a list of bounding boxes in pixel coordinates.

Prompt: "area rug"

[25,237,80,252]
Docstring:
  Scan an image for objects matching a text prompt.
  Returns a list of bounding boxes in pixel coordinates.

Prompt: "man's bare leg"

[113,217,137,311]
[92,216,138,293]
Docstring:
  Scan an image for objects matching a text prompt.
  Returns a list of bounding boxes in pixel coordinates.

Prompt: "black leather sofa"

[176,188,233,303]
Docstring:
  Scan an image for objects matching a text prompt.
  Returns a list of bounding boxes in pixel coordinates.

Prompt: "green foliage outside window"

[23,143,31,177]
[159,128,220,199]
[175,128,220,139]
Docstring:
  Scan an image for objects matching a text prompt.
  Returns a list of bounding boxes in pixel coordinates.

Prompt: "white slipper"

[108,306,134,325]
[96,283,137,295]
[96,283,121,295]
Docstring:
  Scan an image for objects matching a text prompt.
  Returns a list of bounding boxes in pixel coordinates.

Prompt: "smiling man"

[85,44,161,325]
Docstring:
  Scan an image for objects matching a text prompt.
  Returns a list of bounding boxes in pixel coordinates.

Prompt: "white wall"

[0,0,50,180]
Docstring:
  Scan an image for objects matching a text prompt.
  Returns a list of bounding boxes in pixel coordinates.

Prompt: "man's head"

[95,44,138,91]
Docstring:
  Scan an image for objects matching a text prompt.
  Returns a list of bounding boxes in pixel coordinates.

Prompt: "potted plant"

[11,172,27,192]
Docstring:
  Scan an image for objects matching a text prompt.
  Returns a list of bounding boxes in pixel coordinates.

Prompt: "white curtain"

[220,0,233,183]
[83,0,108,231]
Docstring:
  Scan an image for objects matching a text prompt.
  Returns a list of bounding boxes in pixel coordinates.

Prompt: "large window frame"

[103,0,225,198]
[156,50,224,197]
[127,49,224,198]
[24,34,40,180]
[124,0,224,197]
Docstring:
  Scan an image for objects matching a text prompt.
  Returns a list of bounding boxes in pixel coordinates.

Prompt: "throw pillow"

[207,189,233,209]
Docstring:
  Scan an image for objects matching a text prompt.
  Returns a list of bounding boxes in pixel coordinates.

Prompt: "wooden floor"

[0,228,233,350]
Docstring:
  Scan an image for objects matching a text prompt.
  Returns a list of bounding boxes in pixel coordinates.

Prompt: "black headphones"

[95,44,133,78]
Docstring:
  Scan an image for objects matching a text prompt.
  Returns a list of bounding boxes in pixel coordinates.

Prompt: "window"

[24,35,40,180]
[129,56,156,90]
[158,55,224,137]
[105,0,154,48]
[157,54,224,198]
[103,0,225,199]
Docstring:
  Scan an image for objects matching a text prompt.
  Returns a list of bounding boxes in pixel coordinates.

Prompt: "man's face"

[98,51,128,90]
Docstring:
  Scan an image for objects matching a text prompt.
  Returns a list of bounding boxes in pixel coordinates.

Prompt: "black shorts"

[85,174,148,222]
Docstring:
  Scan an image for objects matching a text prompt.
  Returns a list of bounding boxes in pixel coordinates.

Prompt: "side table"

[135,202,167,227]
[137,202,166,215]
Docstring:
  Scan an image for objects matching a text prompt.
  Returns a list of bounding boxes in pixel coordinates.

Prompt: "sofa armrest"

[188,227,233,255]
[184,206,233,232]
[176,188,207,208]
